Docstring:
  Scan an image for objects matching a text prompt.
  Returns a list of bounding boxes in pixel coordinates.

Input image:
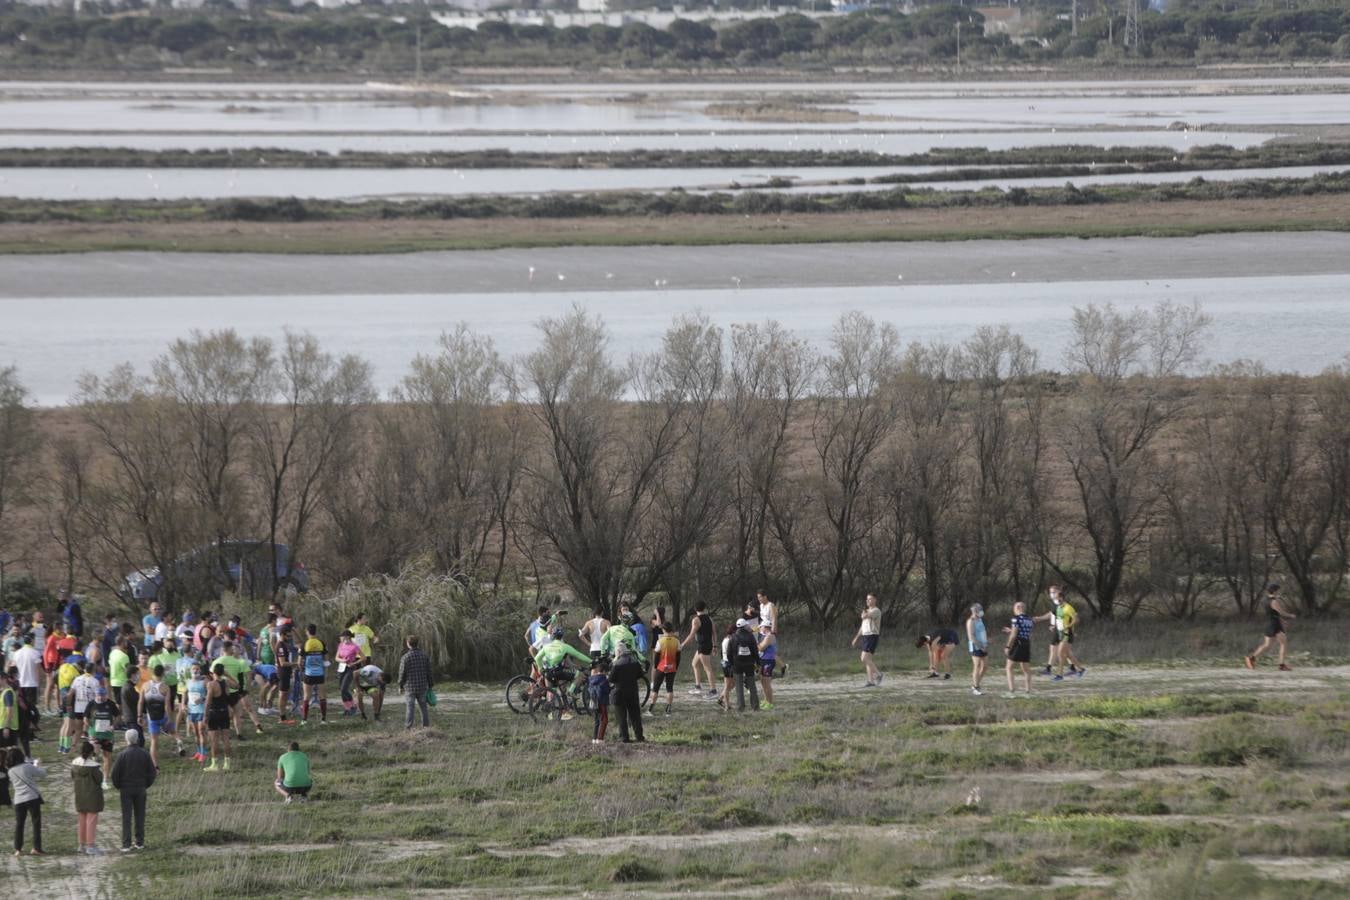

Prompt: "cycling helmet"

[620,611,636,625]
[550,626,565,640]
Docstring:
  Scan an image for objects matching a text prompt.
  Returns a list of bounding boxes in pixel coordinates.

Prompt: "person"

[1003,602,1035,699]
[183,663,208,763]
[153,612,175,647]
[731,618,760,712]
[335,631,363,717]
[137,665,170,769]
[107,638,131,713]
[44,624,78,714]
[11,635,42,727]
[62,594,83,641]
[71,740,104,855]
[2,667,30,761]
[679,602,717,698]
[916,628,960,679]
[716,623,736,711]
[274,741,312,804]
[524,606,551,674]
[647,606,670,678]
[1051,588,1085,680]
[252,662,280,717]
[1037,586,1063,676]
[29,612,47,653]
[587,662,609,745]
[120,665,143,748]
[533,627,592,721]
[966,603,989,696]
[110,729,155,852]
[141,602,161,652]
[68,661,99,754]
[85,684,120,789]
[99,615,120,667]
[257,613,278,671]
[276,625,298,723]
[55,654,84,754]
[579,606,610,663]
[148,638,185,755]
[299,626,329,726]
[756,624,778,710]
[9,747,44,855]
[355,663,386,722]
[349,613,378,658]
[204,665,235,771]
[397,635,433,730]
[628,605,649,659]
[756,589,785,677]
[851,594,884,687]
[649,624,680,716]
[600,611,645,666]
[1246,583,1297,671]
[608,647,645,743]
[216,640,263,737]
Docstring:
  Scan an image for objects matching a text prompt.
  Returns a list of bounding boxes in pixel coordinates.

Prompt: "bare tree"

[1044,302,1211,618]
[249,331,375,597]
[0,367,41,595]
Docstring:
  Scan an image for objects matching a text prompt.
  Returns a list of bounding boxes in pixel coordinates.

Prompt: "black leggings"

[14,798,42,852]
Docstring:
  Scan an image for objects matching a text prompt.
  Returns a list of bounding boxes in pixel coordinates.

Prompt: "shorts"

[1048,629,1061,646]
[1008,638,1031,664]
[970,648,988,658]
[653,671,675,693]
[721,662,733,679]
[279,669,293,692]
[759,660,777,677]
[70,709,86,721]
[1265,621,1284,638]
[303,675,325,686]
[696,642,713,656]
[94,738,113,753]
[206,709,231,732]
[188,712,204,724]
[358,683,382,694]
[860,635,879,655]
[147,716,167,736]
[1061,629,1075,645]
[277,782,310,796]
[226,691,244,707]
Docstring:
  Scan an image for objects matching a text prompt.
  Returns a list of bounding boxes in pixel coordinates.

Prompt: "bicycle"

[505,659,549,715]
[529,666,591,721]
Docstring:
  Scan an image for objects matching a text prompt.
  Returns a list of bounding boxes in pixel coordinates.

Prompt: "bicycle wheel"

[638,674,651,707]
[527,687,554,720]
[505,674,536,715]
[573,682,591,716]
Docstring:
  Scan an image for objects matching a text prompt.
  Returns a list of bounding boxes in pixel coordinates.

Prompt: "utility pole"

[955,21,961,73]
[1071,0,1078,37]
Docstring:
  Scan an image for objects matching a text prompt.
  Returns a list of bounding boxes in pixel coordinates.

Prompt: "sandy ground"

[3,231,1349,298]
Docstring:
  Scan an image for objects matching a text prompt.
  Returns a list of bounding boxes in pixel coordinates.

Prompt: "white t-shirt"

[71,673,99,713]
[155,621,174,643]
[29,624,46,648]
[720,635,732,666]
[860,607,881,636]
[758,602,776,633]
[12,645,42,688]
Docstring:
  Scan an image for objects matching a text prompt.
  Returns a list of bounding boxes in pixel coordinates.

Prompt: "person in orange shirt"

[43,624,78,713]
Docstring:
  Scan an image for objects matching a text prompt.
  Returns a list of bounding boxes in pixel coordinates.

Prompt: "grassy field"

[3,631,1346,898]
[3,194,1348,255]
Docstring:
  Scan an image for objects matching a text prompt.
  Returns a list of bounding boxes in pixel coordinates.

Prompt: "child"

[8,747,44,856]
[649,626,680,716]
[71,740,104,854]
[587,663,610,745]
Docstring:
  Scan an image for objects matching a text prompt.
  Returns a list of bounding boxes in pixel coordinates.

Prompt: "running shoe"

[926,672,940,679]
[760,702,775,711]
[102,780,112,790]
[255,726,264,735]
[688,687,704,695]
[971,687,983,696]
[204,761,219,771]
[560,712,574,721]
[1074,668,1086,678]
[942,673,951,681]
[779,663,790,679]
[864,681,876,687]
[1278,663,1292,671]
[706,690,719,699]
[1002,691,1017,699]
[132,843,144,851]
[1244,656,1255,670]
[875,672,884,685]
[1051,675,1065,682]
[120,846,133,854]
[1040,666,1053,676]
[284,795,293,805]
[222,758,231,771]
[177,746,186,757]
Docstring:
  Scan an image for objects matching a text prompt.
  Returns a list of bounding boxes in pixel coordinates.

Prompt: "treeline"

[1,305,1347,632]
[0,1,1347,73]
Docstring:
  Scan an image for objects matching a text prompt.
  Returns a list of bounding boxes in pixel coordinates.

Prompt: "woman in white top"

[578,607,609,661]
[851,594,884,687]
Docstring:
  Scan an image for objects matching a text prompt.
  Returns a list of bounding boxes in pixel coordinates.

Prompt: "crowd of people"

[0,594,435,856]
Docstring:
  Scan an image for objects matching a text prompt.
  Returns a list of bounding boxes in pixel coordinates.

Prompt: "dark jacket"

[71,762,105,813]
[110,744,157,793]
[731,627,760,673]
[608,657,645,698]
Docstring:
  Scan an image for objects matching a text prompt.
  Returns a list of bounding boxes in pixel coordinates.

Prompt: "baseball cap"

[735,618,748,628]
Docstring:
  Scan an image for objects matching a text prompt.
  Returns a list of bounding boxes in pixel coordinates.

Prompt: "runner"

[349,613,378,658]
[1051,588,1085,680]
[85,685,120,788]
[141,602,161,652]
[55,652,84,753]
[42,622,76,713]
[1002,602,1035,699]
[649,623,680,716]
[335,630,363,717]
[204,664,235,772]
[1246,583,1297,671]
[119,665,143,748]
[1038,585,1062,676]
[850,594,884,687]
[915,628,960,679]
[966,603,989,696]
[524,606,551,668]
[183,663,208,764]
[579,606,610,663]
[136,665,170,769]
[756,589,785,677]
[716,623,736,711]
[730,618,760,712]
[274,741,312,803]
[299,625,329,725]
[647,606,670,680]
[252,661,280,718]
[212,641,263,736]
[276,625,299,723]
[355,662,386,722]
[107,638,131,713]
[756,624,778,710]
[68,661,99,754]
[679,602,717,698]
[147,637,184,755]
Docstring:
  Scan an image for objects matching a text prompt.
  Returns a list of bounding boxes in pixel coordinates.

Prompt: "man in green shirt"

[147,637,185,755]
[274,741,312,803]
[533,628,592,722]
[599,613,646,665]
[108,639,131,710]
[211,641,262,738]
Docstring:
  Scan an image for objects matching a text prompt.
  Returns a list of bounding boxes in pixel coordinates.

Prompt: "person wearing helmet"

[533,628,592,721]
[600,612,646,666]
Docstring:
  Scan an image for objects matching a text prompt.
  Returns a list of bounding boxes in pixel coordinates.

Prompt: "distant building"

[976,6,1041,41]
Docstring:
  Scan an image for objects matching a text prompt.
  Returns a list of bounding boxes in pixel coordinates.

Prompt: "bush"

[1193,714,1296,766]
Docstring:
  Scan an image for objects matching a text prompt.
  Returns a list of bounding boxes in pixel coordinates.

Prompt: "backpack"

[732,630,757,671]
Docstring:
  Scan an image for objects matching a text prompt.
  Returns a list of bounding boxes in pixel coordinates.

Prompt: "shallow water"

[4,272,1348,406]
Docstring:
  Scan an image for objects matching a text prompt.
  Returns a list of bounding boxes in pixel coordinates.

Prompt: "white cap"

[735,618,748,628]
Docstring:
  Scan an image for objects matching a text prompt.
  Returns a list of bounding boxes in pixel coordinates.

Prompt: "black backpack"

[732,630,758,671]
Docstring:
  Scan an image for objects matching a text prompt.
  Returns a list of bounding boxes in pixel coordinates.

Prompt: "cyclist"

[600,611,646,666]
[532,627,592,721]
